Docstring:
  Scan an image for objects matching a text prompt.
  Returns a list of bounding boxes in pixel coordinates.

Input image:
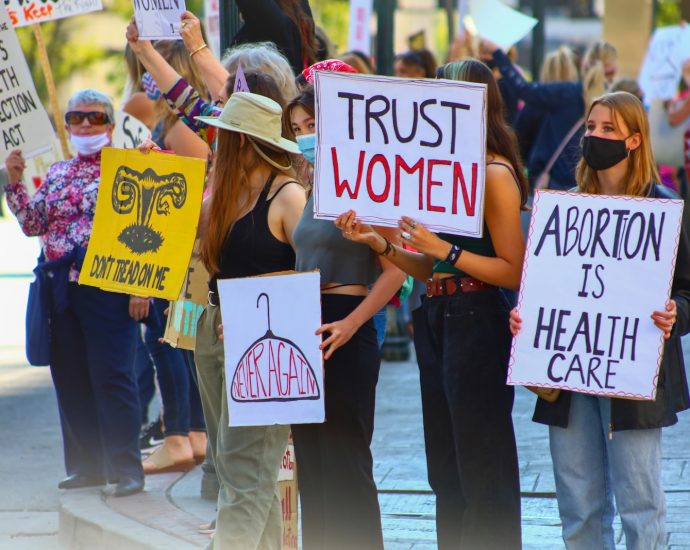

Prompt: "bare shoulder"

[270,178,307,209]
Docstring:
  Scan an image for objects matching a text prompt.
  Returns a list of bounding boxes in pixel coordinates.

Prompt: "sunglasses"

[65,111,111,125]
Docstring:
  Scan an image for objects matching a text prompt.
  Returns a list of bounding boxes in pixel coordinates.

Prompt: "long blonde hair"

[581,41,617,111]
[576,91,659,197]
[540,46,579,83]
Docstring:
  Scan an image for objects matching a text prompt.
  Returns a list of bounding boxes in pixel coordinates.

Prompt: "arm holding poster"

[3,149,48,235]
[510,92,689,549]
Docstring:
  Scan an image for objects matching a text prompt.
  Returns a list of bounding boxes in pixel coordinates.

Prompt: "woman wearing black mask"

[510,91,690,550]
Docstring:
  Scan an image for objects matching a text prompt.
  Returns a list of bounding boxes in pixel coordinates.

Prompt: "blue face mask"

[296,133,316,165]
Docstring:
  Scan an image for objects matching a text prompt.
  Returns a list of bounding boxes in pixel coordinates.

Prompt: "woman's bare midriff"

[320,283,368,296]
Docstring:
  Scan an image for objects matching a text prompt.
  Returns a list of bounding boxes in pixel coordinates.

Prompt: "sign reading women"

[509,191,684,400]
[217,272,324,427]
[313,72,487,237]
[79,148,205,300]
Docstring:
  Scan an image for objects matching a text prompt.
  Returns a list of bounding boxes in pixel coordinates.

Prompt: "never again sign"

[218,272,324,427]
[509,191,684,400]
[313,72,487,236]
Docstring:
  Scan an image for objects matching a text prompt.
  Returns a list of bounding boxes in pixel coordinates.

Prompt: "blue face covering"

[296,133,316,165]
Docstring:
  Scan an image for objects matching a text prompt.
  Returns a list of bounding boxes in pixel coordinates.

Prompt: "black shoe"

[58,474,107,490]
[139,417,164,449]
[112,476,144,497]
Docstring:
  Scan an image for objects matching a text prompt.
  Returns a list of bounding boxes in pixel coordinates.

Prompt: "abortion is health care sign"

[217,272,324,427]
[509,191,684,400]
[313,72,487,237]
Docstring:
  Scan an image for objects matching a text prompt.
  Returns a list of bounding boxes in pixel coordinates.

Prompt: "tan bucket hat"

[196,92,300,154]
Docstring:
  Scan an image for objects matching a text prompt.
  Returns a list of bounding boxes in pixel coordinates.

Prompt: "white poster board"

[638,25,690,103]
[0,9,55,164]
[509,191,684,400]
[112,111,152,150]
[467,0,537,50]
[347,0,373,56]
[204,0,220,58]
[217,272,324,426]
[6,0,102,27]
[314,72,487,237]
[133,0,186,40]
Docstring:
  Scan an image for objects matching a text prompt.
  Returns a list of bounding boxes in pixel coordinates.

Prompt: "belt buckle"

[425,279,434,298]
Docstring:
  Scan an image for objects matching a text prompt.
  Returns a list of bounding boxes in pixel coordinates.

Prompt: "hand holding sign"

[651,300,677,340]
[179,11,205,52]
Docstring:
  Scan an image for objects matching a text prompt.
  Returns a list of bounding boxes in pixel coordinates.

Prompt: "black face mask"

[582,135,629,171]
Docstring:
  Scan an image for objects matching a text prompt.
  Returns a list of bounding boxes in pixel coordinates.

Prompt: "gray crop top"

[293,194,379,285]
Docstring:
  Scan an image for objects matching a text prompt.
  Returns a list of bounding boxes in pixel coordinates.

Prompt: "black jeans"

[292,294,383,550]
[413,289,521,549]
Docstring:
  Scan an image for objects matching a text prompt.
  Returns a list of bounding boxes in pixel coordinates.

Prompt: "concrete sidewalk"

[58,342,690,550]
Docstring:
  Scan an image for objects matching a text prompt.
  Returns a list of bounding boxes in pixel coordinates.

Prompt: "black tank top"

[209,173,296,292]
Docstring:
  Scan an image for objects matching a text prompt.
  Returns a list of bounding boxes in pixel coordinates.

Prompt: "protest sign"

[638,25,690,102]
[162,248,208,349]
[278,436,298,550]
[79,147,205,300]
[6,0,102,26]
[467,0,537,50]
[112,111,152,150]
[347,0,373,56]
[217,271,324,427]
[314,71,487,236]
[508,191,684,400]
[133,0,186,40]
[0,9,55,164]
[20,138,63,196]
[204,0,220,57]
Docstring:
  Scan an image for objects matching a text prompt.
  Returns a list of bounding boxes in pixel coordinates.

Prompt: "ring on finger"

[401,231,411,240]
[410,220,417,228]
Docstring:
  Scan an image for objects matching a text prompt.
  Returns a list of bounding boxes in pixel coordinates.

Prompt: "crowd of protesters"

[3,0,690,548]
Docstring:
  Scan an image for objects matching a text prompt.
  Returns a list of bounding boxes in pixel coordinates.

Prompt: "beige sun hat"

[195,92,300,154]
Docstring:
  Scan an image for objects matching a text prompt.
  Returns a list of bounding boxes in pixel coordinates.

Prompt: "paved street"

[2,216,690,549]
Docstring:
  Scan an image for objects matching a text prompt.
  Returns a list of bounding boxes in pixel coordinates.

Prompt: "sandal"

[143,445,195,475]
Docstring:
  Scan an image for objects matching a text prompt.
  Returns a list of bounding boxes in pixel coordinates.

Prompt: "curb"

[59,488,199,550]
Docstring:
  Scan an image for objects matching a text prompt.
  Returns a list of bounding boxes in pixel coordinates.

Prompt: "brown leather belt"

[425,276,495,298]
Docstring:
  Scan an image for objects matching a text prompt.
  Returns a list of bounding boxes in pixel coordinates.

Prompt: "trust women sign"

[313,71,487,237]
[217,272,324,427]
[509,191,684,400]
[79,148,205,300]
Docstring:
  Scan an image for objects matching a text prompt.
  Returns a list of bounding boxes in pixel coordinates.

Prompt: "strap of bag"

[535,116,584,189]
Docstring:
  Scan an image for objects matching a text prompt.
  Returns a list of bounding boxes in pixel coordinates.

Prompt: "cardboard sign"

[347,0,373,56]
[509,191,684,400]
[217,272,324,427]
[279,434,298,550]
[468,0,537,50]
[162,250,209,350]
[79,147,205,300]
[0,9,55,163]
[21,138,63,196]
[6,0,102,27]
[638,25,690,102]
[204,0,220,57]
[112,111,152,150]
[133,0,186,40]
[314,72,487,236]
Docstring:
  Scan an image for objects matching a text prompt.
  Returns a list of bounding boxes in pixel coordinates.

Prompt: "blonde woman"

[511,92,690,549]
[481,38,617,190]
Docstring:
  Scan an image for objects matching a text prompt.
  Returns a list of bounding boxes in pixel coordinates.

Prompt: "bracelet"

[189,43,208,58]
[444,244,462,266]
[376,237,393,257]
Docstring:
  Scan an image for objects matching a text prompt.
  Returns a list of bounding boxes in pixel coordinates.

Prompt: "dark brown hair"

[440,59,529,209]
[286,85,315,122]
[396,49,437,78]
[276,0,317,68]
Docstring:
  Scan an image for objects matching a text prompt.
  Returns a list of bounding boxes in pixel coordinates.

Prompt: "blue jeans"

[373,306,386,349]
[134,328,156,425]
[144,298,205,435]
[549,393,665,550]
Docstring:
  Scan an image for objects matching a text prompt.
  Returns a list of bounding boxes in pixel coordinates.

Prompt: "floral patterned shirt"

[4,152,101,280]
